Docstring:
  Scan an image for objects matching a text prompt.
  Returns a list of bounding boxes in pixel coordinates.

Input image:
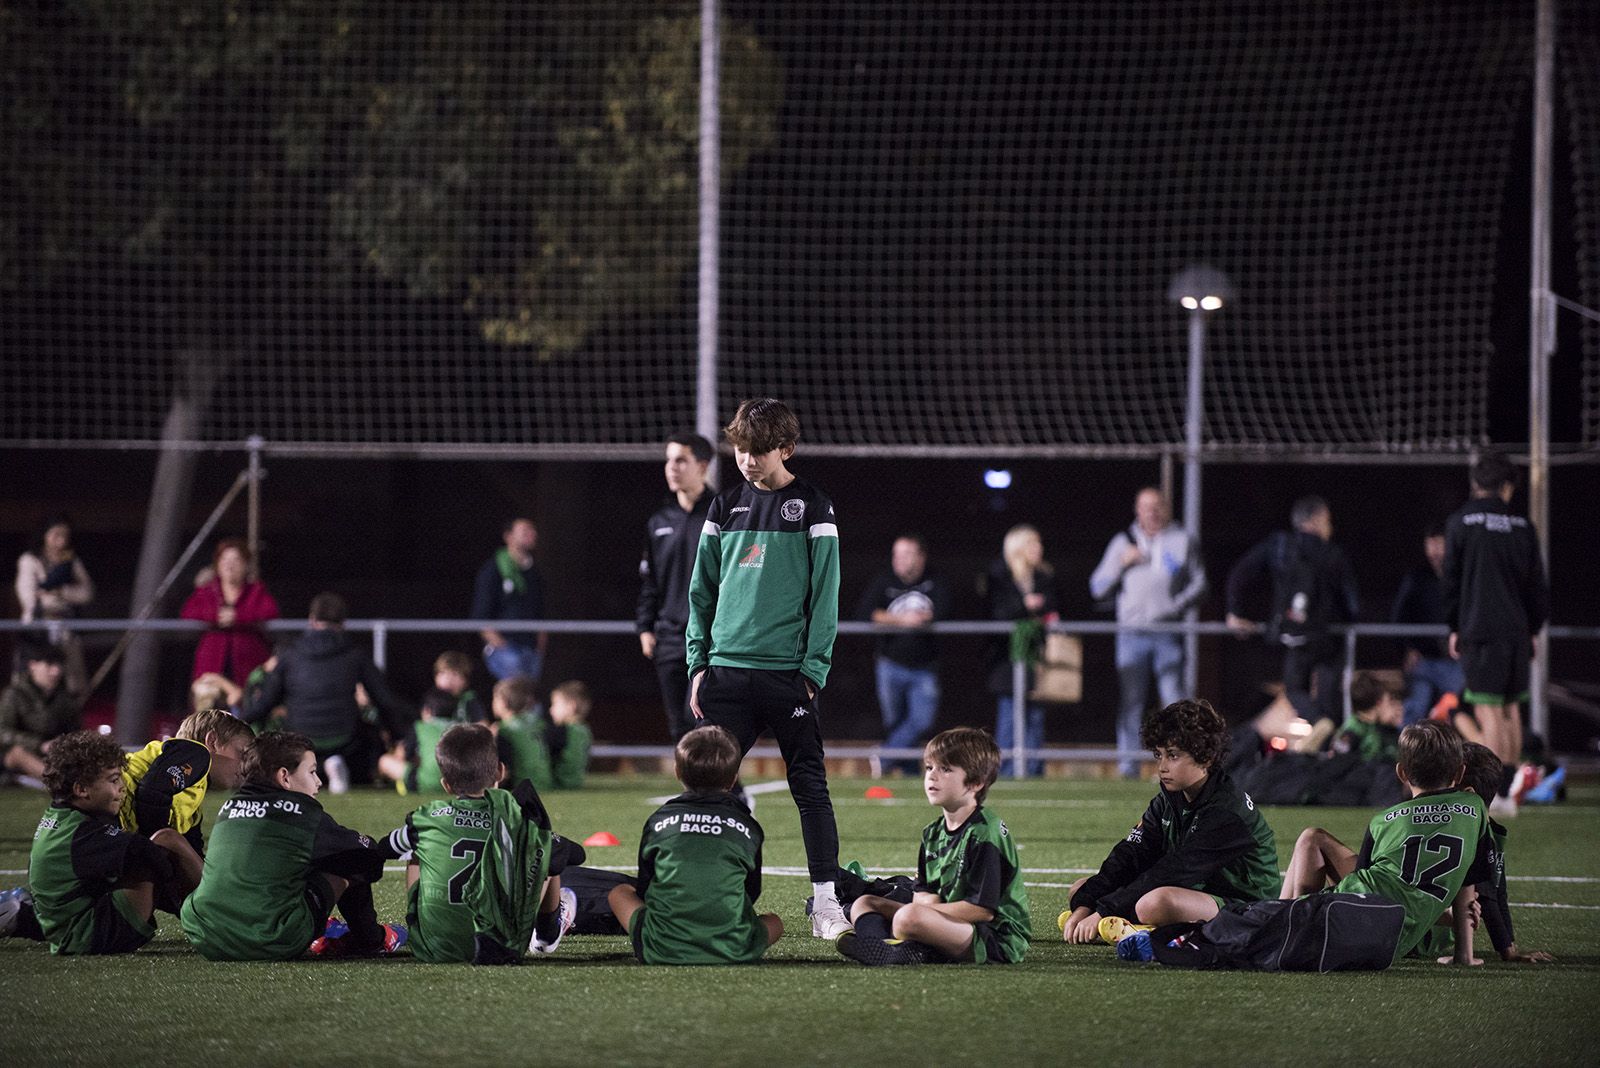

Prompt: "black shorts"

[917,921,1009,965]
[696,665,823,760]
[87,889,157,955]
[1460,639,1531,705]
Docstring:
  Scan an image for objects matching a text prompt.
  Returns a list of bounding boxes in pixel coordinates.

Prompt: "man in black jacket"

[636,433,715,742]
[240,592,411,791]
[1226,496,1360,734]
[1443,452,1549,815]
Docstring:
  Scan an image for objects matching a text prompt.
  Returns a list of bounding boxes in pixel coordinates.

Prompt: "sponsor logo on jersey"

[654,526,674,537]
[730,506,751,514]
[169,763,194,789]
[738,544,765,569]
[1126,825,1144,844]
[1244,792,1255,811]
[781,498,806,523]
[792,706,808,718]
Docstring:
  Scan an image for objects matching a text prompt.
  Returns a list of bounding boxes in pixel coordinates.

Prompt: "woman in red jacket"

[182,538,279,685]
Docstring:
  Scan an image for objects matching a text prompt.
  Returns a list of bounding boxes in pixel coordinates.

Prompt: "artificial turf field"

[2,774,1597,1068]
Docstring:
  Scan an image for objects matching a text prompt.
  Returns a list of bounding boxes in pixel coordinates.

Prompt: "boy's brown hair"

[493,675,539,717]
[42,730,124,805]
[1348,671,1394,718]
[242,731,314,787]
[433,650,473,679]
[923,727,1001,804]
[675,725,742,793]
[1459,741,1504,803]
[1397,720,1465,792]
[723,397,800,455]
[1140,698,1228,770]
[435,723,501,795]
[177,708,253,749]
[551,680,592,720]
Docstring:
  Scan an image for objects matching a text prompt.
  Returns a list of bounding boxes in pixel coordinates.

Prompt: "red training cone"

[583,831,621,847]
[864,786,894,799]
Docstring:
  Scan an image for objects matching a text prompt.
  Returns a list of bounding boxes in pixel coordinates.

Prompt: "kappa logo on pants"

[792,706,809,718]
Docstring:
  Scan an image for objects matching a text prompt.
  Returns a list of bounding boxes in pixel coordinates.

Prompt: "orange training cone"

[583,831,621,847]
[864,785,894,799]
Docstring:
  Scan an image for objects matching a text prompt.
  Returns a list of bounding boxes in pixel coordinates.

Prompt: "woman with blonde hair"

[985,524,1061,776]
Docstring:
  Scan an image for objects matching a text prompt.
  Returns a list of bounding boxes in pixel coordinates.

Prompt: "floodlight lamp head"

[1167,265,1236,313]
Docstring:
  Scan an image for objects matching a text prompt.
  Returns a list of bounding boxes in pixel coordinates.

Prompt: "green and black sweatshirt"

[686,476,840,691]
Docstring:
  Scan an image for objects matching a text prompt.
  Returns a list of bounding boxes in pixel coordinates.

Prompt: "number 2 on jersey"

[1400,833,1464,901]
[447,838,487,904]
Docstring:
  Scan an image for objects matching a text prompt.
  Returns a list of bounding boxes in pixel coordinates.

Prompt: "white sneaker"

[810,900,852,940]
[531,887,578,954]
[1489,792,1518,820]
[324,755,350,795]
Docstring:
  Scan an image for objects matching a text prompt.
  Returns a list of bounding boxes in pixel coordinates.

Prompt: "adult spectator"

[473,518,547,683]
[1226,496,1359,733]
[636,433,716,742]
[14,515,94,696]
[0,645,81,782]
[856,534,951,774]
[985,524,1062,777]
[1390,522,1462,725]
[1089,487,1207,778]
[239,592,411,792]
[1443,452,1549,816]
[180,537,280,686]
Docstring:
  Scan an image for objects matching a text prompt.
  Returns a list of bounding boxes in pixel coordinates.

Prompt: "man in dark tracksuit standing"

[1443,452,1549,815]
[1226,496,1360,734]
[636,433,715,743]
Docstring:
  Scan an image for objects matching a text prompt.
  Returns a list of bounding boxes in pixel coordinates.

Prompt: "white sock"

[812,880,838,908]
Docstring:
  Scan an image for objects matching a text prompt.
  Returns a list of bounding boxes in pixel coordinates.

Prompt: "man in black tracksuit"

[239,592,412,779]
[1442,452,1549,808]
[636,433,716,742]
[1226,496,1360,732]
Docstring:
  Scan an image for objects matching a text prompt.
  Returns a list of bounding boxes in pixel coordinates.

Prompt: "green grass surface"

[3,776,1598,1067]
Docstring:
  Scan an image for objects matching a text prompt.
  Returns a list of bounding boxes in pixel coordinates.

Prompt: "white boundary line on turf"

[644,780,794,805]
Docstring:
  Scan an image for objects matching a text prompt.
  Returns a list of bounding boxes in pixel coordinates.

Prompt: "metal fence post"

[373,620,388,671]
[1011,658,1027,780]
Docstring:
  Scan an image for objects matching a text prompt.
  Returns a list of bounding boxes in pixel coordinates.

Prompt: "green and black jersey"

[179,782,383,961]
[1072,769,1279,921]
[634,790,767,965]
[1331,716,1400,763]
[549,721,591,789]
[384,795,499,962]
[1333,787,1490,961]
[497,713,553,792]
[686,476,840,690]
[915,806,1031,964]
[29,805,169,954]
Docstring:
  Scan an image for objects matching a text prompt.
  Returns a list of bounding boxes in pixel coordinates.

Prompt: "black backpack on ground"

[1151,892,1405,972]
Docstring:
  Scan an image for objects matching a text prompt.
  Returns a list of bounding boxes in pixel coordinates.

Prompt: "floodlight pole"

[696,0,722,486]
[1527,0,1554,738]
[1182,308,1205,697]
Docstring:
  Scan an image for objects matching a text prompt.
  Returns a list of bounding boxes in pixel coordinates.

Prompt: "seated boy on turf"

[1062,698,1279,944]
[1452,742,1552,964]
[608,725,782,964]
[120,707,253,853]
[491,675,554,791]
[180,731,405,960]
[376,723,584,963]
[22,731,200,954]
[545,680,593,789]
[839,727,1031,966]
[1330,671,1404,763]
[1278,720,1488,964]
[379,688,461,794]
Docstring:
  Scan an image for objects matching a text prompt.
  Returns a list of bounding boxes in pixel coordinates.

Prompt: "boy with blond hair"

[608,725,782,964]
[839,727,1030,965]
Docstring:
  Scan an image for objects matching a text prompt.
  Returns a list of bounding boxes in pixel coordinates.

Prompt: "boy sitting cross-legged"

[1061,698,1279,945]
[839,727,1031,966]
[180,731,405,960]
[376,723,585,964]
[1277,719,1490,964]
[17,731,201,954]
[608,725,782,964]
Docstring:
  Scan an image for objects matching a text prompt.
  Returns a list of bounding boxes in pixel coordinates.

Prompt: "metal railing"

[7,616,1597,779]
